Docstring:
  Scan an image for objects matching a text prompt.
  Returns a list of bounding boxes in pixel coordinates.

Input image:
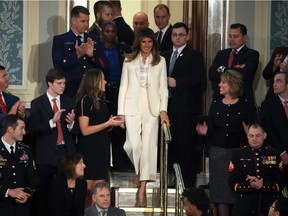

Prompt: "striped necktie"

[168,50,178,76]
[0,94,7,113]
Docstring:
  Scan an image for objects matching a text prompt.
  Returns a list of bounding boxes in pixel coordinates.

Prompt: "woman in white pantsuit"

[118,28,169,207]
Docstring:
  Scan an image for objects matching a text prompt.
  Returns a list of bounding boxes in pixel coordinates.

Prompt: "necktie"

[52,98,64,145]
[169,50,178,76]
[76,35,82,45]
[157,31,163,44]
[99,210,107,216]
[284,100,288,118]
[10,146,15,156]
[228,49,236,68]
[0,94,7,113]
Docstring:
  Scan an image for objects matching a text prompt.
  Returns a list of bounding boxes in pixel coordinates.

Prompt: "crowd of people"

[1,0,288,216]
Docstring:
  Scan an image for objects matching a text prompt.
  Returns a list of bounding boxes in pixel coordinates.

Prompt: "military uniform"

[228,145,284,216]
[0,141,38,216]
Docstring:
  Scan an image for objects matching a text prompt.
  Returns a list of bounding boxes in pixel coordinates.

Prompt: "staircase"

[109,171,209,216]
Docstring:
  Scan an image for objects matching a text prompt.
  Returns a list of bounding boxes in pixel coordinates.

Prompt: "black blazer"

[29,94,78,166]
[48,175,87,216]
[162,44,205,115]
[113,16,134,46]
[209,45,259,102]
[156,25,173,53]
[261,95,288,153]
[88,22,101,37]
[262,47,288,99]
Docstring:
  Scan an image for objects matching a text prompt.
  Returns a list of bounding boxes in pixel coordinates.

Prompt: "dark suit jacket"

[261,95,288,154]
[52,30,109,97]
[89,22,102,37]
[162,44,205,115]
[0,92,20,135]
[209,45,259,102]
[48,175,87,216]
[0,141,38,216]
[262,47,288,99]
[156,25,173,53]
[29,94,78,166]
[113,16,134,46]
[85,205,126,216]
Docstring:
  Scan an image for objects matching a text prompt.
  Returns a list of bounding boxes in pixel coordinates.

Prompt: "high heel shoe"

[137,188,147,207]
[133,175,140,188]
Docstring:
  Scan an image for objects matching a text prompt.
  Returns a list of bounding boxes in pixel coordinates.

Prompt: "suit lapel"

[42,94,54,117]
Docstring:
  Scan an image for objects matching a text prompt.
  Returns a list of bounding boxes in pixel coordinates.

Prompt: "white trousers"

[123,88,159,181]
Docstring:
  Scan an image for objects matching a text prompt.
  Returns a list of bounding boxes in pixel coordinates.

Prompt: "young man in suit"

[261,71,288,189]
[29,68,78,216]
[154,4,173,53]
[162,22,205,187]
[85,182,126,216]
[0,115,38,216]
[52,6,109,98]
[0,65,25,135]
[89,1,113,36]
[209,23,259,104]
[110,0,134,46]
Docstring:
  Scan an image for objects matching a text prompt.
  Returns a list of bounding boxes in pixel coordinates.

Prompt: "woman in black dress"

[48,153,87,216]
[196,70,255,216]
[75,69,124,206]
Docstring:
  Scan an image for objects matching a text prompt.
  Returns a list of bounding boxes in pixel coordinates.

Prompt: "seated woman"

[48,153,87,216]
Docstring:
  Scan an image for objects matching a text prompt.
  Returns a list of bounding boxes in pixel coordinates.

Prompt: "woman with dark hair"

[118,28,169,207]
[48,153,87,216]
[75,69,123,206]
[196,70,255,216]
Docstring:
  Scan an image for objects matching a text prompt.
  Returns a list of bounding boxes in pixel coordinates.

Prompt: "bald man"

[132,12,149,33]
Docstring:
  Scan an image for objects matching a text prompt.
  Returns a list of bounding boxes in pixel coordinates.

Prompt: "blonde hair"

[220,70,243,98]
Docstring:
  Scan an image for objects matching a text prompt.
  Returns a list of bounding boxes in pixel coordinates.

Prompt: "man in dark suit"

[154,4,173,53]
[0,65,25,135]
[29,68,78,216]
[111,0,134,46]
[89,1,113,36]
[101,21,131,171]
[0,115,38,216]
[261,71,288,188]
[209,23,259,104]
[162,22,205,187]
[85,182,126,216]
[52,6,109,98]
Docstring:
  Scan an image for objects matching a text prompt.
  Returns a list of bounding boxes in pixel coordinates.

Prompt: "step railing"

[160,123,172,216]
[173,163,185,216]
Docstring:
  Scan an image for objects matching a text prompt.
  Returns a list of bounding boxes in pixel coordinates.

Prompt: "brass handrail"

[160,123,172,216]
[173,163,185,216]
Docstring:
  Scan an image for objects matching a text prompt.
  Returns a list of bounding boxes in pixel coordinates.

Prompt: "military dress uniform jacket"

[52,30,109,97]
[228,145,284,216]
[0,141,38,216]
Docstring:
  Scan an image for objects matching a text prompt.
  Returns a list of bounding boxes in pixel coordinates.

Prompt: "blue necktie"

[169,50,178,76]
[157,31,163,44]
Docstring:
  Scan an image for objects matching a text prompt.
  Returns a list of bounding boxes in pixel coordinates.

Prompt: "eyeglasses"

[171,33,187,38]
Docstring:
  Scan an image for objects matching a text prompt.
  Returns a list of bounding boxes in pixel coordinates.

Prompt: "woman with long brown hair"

[75,69,123,206]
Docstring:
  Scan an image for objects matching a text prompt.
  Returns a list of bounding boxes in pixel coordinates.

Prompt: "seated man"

[268,195,288,216]
[85,182,126,216]
[229,123,285,216]
[182,187,211,216]
[0,65,25,135]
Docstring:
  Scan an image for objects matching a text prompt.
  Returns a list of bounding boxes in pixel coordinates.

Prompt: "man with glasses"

[162,22,205,188]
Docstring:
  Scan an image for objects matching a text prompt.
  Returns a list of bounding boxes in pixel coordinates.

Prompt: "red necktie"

[228,49,236,68]
[0,94,7,113]
[284,100,288,118]
[52,98,64,144]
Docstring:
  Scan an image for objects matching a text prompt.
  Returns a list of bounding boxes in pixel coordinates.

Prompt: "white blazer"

[118,54,168,117]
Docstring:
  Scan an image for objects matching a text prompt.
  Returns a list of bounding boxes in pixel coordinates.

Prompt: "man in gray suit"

[85,182,126,216]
